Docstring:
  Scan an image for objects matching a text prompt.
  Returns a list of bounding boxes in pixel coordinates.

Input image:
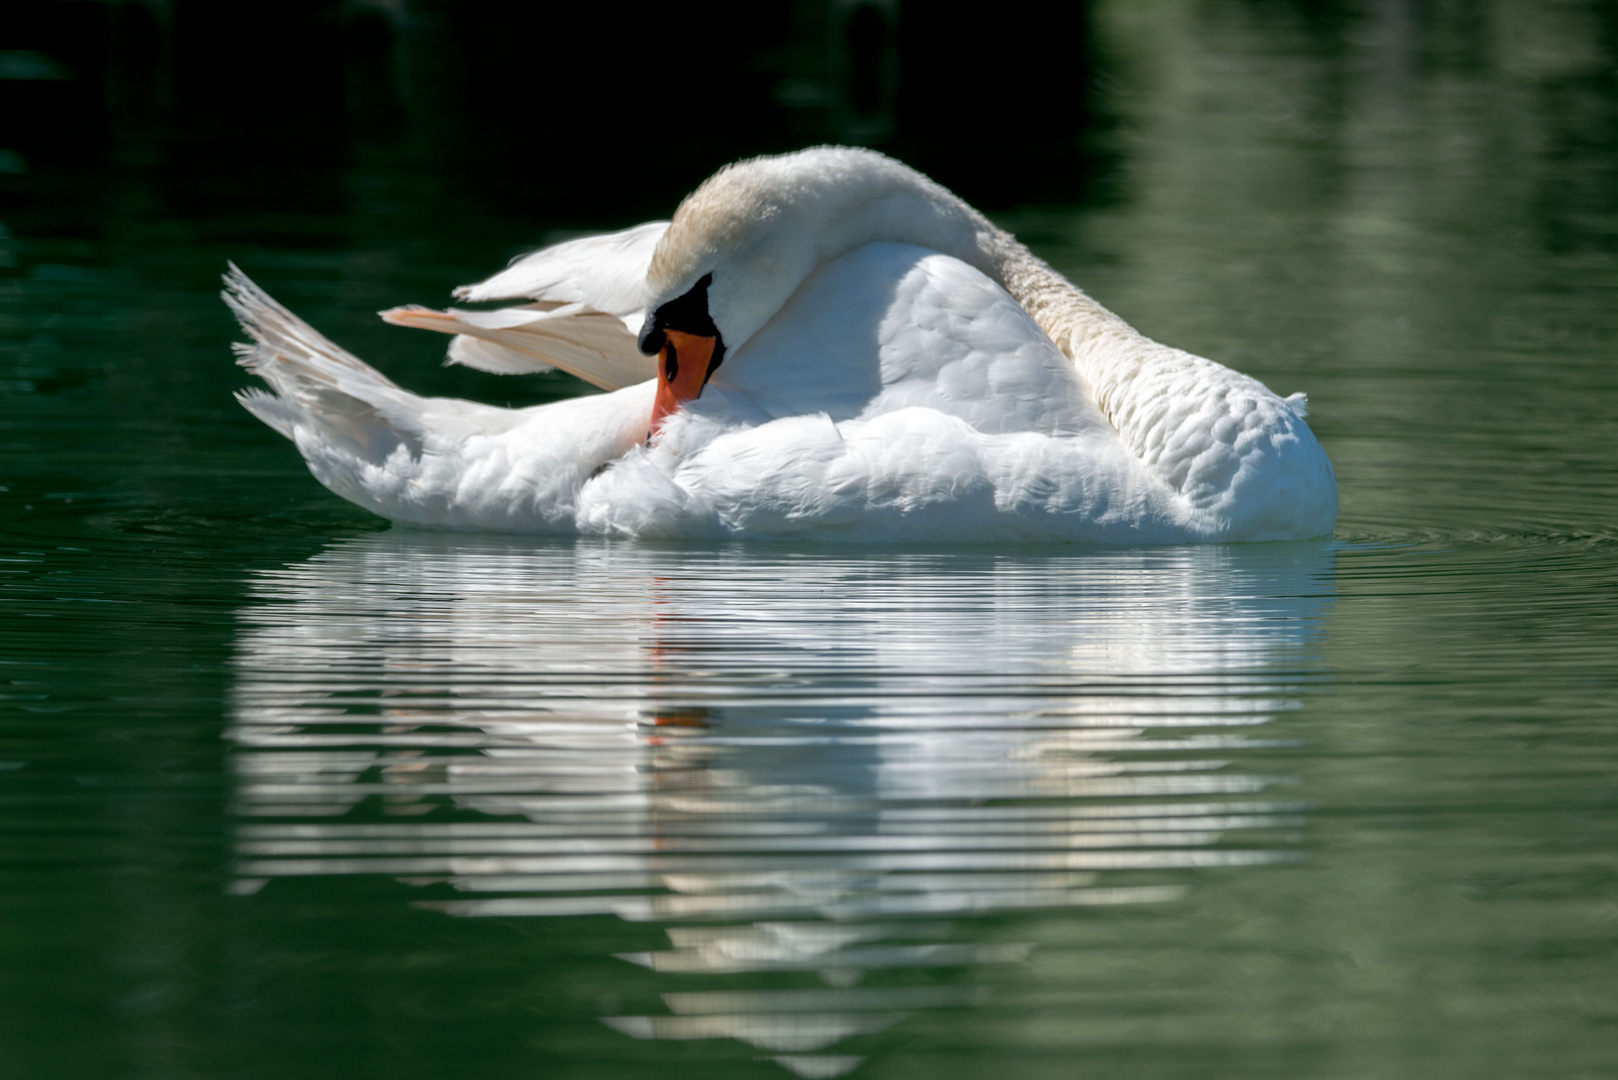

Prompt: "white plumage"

[229,147,1336,542]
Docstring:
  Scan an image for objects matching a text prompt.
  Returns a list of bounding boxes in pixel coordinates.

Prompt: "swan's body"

[230,147,1336,542]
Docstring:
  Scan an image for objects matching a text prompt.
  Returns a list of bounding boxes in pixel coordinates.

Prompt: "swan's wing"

[717,244,1109,438]
[380,221,668,391]
[453,221,669,312]
[381,302,655,390]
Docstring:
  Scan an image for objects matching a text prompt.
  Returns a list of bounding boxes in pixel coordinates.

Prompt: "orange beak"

[648,329,719,441]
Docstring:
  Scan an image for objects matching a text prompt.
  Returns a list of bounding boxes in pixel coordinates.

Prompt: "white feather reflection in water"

[227,535,1334,1076]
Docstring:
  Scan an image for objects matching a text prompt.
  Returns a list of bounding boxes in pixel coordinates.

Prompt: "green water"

[4,4,1618,1078]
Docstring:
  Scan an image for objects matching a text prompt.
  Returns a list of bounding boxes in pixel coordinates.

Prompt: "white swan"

[228,146,1336,542]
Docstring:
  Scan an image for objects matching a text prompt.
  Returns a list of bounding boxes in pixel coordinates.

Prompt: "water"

[4,3,1618,1077]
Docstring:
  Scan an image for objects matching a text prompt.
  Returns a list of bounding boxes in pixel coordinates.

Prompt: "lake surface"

[3,3,1617,1078]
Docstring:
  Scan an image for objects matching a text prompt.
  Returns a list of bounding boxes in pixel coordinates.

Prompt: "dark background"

[0,0,1107,246]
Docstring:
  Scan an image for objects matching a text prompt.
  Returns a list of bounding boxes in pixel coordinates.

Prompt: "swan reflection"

[228,535,1334,1076]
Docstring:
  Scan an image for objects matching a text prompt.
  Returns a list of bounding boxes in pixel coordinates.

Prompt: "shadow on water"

[224,534,1335,1075]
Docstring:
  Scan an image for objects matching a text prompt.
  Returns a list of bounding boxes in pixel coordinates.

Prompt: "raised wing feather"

[381,303,655,391]
[382,222,668,391]
[454,221,668,313]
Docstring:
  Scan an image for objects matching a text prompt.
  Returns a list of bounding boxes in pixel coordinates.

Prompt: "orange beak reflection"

[648,329,719,441]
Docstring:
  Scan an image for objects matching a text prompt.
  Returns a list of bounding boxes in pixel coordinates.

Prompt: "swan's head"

[636,147,983,437]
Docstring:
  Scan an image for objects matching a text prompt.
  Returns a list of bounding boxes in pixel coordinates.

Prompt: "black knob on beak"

[637,319,664,356]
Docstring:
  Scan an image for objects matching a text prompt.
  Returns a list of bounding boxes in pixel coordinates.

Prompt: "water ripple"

[225,534,1335,1075]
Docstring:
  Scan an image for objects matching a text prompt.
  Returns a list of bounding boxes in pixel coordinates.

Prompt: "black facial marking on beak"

[638,272,718,356]
[663,340,678,382]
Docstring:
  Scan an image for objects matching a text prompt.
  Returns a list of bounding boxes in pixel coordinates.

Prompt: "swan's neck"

[974,234,1197,453]
[973,229,1135,360]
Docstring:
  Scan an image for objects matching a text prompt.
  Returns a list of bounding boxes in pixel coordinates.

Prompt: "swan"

[227,146,1336,542]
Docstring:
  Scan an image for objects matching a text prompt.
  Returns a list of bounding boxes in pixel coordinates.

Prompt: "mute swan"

[227,146,1336,542]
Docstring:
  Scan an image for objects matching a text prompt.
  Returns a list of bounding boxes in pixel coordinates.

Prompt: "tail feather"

[234,386,298,440]
[224,263,400,395]
[225,263,430,456]
[221,263,501,476]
